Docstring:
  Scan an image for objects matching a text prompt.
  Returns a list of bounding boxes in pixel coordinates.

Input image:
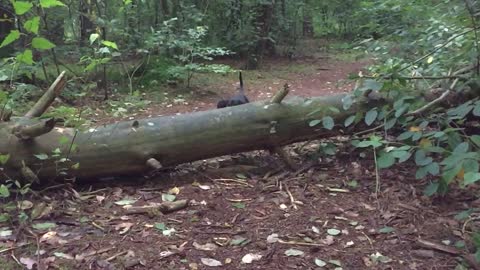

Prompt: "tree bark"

[0,92,365,182]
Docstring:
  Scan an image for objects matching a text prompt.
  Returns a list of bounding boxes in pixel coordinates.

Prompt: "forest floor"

[1,53,477,270]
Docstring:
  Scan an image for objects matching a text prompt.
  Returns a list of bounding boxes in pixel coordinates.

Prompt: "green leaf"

[471,135,480,148]
[328,107,340,114]
[395,104,409,117]
[32,222,56,230]
[40,0,66,8]
[385,118,397,130]
[232,202,246,209]
[378,152,395,169]
[464,172,480,186]
[0,30,20,48]
[89,33,100,45]
[391,150,409,158]
[397,131,413,141]
[0,154,10,165]
[365,109,378,126]
[154,222,166,231]
[24,17,40,34]
[16,49,34,65]
[32,37,55,50]
[309,119,321,127]
[34,153,49,160]
[230,236,248,246]
[379,226,395,233]
[453,142,469,154]
[0,184,10,198]
[322,116,334,130]
[102,40,118,50]
[347,180,358,188]
[414,150,432,166]
[424,182,439,196]
[455,209,473,221]
[426,162,440,176]
[411,132,422,141]
[363,79,383,91]
[344,115,355,127]
[463,159,479,174]
[13,1,33,15]
[473,104,480,117]
[0,214,9,223]
[342,95,353,110]
[415,166,429,179]
[442,165,463,184]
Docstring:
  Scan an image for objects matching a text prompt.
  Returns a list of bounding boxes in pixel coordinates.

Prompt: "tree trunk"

[79,0,94,46]
[0,89,367,182]
[246,1,275,70]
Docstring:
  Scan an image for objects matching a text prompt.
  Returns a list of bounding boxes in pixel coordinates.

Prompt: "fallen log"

[0,79,368,182]
[3,69,474,183]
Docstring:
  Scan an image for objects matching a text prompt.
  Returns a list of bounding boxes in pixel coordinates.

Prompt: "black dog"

[217,72,249,108]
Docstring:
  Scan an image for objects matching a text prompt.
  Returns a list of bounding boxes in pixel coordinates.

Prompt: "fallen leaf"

[114,198,137,206]
[0,229,12,237]
[114,222,134,235]
[159,250,175,258]
[169,187,180,195]
[31,203,53,220]
[321,235,335,245]
[53,252,74,260]
[162,193,176,202]
[198,185,211,190]
[266,233,279,243]
[285,249,304,257]
[370,252,392,264]
[163,228,176,236]
[349,221,359,226]
[18,200,33,210]
[193,242,217,251]
[96,195,105,203]
[40,231,68,245]
[327,228,341,236]
[241,253,262,264]
[200,258,222,267]
[379,227,395,234]
[230,236,248,246]
[32,222,56,230]
[20,257,37,269]
[315,258,327,267]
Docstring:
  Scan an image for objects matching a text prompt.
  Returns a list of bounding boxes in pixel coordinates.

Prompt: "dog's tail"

[239,72,244,93]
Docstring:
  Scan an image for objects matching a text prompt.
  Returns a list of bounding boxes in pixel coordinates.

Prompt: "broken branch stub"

[25,71,66,118]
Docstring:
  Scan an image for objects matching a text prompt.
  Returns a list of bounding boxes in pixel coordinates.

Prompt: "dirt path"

[1,57,475,270]
[115,56,368,120]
